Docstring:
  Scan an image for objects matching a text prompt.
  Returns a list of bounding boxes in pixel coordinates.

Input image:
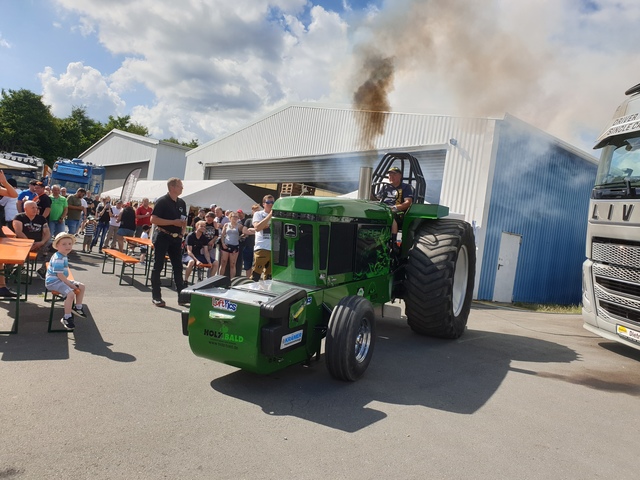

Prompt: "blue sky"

[1,0,639,153]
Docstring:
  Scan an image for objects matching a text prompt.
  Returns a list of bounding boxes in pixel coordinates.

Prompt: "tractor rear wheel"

[404,219,475,338]
[326,296,376,381]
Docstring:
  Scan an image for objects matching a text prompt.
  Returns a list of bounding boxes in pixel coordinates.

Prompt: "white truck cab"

[583,82,640,350]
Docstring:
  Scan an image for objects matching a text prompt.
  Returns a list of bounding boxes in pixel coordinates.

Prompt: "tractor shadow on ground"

[210,318,578,432]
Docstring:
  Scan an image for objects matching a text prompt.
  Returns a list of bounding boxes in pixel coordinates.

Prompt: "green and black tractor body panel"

[183,196,401,374]
[270,196,394,287]
[183,154,463,377]
[184,274,392,374]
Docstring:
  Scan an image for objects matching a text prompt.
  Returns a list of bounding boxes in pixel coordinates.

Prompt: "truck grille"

[592,239,640,266]
[595,276,640,297]
[592,239,640,328]
[599,301,640,324]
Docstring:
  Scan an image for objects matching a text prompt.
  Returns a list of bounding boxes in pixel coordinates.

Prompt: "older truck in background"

[0,151,45,189]
[583,82,640,351]
[50,157,105,195]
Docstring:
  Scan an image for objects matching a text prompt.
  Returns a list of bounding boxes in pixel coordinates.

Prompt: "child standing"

[82,215,96,253]
[138,224,151,265]
[46,232,87,330]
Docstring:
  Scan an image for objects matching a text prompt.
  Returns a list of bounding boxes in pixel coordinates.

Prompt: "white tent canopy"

[101,180,257,211]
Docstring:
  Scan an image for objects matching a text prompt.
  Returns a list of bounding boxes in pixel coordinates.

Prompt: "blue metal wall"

[477,118,597,305]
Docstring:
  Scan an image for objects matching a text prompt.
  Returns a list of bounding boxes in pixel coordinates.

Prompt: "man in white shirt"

[104,200,122,249]
[251,195,274,282]
[0,178,20,226]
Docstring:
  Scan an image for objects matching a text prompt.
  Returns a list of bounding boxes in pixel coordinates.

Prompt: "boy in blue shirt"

[46,232,87,330]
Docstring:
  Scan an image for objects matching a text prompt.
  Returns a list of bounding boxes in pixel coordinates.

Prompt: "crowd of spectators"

[0,174,276,302]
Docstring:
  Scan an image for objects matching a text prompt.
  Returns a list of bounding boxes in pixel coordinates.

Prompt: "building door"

[493,232,522,303]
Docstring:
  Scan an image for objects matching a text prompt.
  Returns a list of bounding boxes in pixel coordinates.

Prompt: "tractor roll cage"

[371,152,426,204]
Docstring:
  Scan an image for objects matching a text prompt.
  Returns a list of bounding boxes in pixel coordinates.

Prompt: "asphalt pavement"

[1,242,639,479]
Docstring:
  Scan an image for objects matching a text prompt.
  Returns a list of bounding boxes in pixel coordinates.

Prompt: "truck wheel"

[326,296,376,381]
[405,219,475,339]
[230,276,254,287]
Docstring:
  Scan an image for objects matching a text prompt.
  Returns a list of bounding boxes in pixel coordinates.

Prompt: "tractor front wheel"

[326,296,376,381]
[404,219,476,338]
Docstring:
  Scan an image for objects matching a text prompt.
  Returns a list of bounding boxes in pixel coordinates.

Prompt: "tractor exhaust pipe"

[358,167,372,200]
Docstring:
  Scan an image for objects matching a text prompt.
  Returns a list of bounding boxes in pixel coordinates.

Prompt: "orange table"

[0,237,35,334]
[2,226,16,238]
[124,236,152,249]
[124,236,154,283]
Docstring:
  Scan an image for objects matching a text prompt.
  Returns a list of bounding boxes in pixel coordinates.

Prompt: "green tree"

[56,106,105,159]
[0,89,58,164]
[182,138,199,149]
[163,136,199,148]
[105,115,149,137]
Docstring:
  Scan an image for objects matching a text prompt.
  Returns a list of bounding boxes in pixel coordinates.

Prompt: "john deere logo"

[284,224,298,238]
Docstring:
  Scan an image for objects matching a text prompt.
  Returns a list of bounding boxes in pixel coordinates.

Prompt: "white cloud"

[46,0,640,151]
[72,17,95,36]
[39,62,125,118]
[0,33,10,49]
[51,0,348,141]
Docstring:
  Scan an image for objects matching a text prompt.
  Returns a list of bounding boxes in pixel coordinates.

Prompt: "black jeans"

[151,232,184,300]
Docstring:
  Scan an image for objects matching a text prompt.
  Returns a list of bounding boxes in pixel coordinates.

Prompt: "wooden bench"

[189,263,213,284]
[101,248,140,285]
[46,267,77,333]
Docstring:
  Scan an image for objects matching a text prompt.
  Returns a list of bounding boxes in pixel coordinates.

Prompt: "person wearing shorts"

[116,202,136,252]
[45,232,87,330]
[251,195,274,282]
[184,221,213,282]
[219,211,244,278]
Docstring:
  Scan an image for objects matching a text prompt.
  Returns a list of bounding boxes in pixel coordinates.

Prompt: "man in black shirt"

[34,181,52,220]
[150,177,188,307]
[85,192,98,216]
[13,200,50,254]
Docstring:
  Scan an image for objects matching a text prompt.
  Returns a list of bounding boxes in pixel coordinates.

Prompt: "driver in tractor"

[375,166,414,245]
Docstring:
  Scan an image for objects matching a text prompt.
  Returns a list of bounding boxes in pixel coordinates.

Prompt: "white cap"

[210,204,217,209]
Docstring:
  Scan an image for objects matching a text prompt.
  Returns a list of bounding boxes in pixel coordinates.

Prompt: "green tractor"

[180,152,476,381]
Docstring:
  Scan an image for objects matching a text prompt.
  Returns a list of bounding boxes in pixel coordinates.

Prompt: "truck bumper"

[582,259,640,351]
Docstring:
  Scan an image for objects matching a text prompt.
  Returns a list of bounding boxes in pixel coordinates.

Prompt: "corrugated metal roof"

[187,103,496,163]
[80,129,190,158]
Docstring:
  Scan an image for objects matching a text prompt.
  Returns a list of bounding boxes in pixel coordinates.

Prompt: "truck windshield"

[595,135,640,188]
[4,171,38,190]
[53,180,88,192]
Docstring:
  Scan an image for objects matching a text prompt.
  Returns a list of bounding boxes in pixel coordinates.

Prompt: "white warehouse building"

[184,103,598,305]
[79,129,190,193]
